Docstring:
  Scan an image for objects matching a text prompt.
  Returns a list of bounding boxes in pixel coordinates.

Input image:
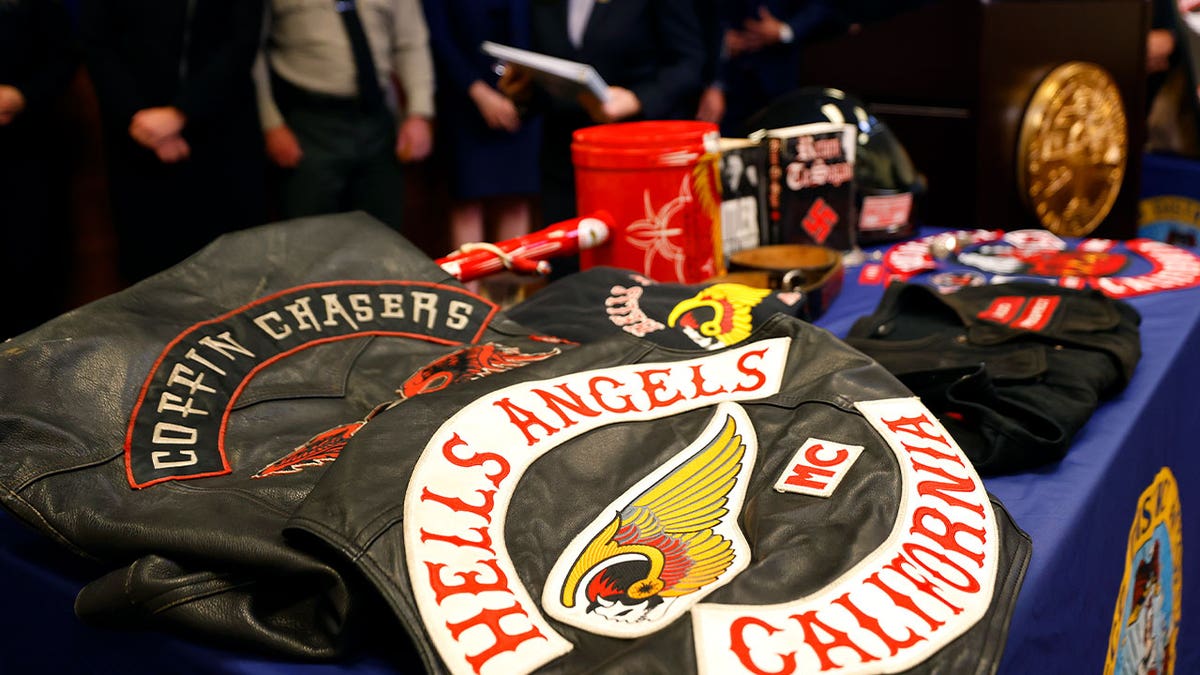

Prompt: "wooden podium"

[797,0,1148,239]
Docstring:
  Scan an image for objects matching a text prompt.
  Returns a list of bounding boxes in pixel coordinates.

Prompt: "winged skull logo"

[546,404,756,636]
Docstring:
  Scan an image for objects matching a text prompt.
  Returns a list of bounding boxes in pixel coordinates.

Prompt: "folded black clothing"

[845,281,1141,474]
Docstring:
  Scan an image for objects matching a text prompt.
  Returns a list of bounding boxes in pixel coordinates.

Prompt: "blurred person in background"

[80,0,266,286]
[422,0,541,251]
[695,1,847,136]
[254,0,435,233]
[501,0,706,278]
[0,0,79,338]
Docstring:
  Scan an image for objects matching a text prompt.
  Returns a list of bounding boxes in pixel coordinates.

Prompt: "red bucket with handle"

[572,121,724,283]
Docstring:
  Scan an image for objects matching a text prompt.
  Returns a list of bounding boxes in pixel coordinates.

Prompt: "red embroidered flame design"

[252,421,364,479]
[398,343,559,399]
[254,343,560,478]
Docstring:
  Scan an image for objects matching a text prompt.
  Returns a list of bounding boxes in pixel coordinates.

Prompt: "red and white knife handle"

[437,211,613,282]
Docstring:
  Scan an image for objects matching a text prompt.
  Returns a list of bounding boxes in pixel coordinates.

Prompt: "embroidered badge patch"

[544,403,756,637]
[1104,467,1182,675]
[125,281,496,488]
[667,283,773,350]
[876,229,1200,298]
[773,438,864,498]
[403,339,791,675]
[976,295,1062,331]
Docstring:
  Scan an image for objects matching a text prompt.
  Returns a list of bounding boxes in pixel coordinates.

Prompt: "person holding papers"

[501,0,706,275]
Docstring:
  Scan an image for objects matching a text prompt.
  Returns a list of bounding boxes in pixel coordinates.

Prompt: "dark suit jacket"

[0,0,78,127]
[531,0,705,128]
[715,0,845,99]
[78,0,262,131]
[528,0,706,245]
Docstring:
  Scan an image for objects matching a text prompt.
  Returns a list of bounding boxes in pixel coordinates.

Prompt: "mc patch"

[1105,467,1183,675]
[773,438,864,498]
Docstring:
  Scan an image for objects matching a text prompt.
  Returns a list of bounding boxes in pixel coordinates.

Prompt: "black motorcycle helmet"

[742,86,926,244]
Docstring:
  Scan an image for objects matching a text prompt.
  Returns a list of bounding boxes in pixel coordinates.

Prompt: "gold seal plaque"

[1017,61,1127,237]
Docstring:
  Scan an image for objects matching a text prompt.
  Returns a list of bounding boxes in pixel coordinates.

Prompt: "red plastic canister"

[572,121,724,283]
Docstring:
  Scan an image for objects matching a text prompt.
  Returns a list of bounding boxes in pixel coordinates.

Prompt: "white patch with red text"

[977,296,1025,324]
[691,397,999,675]
[859,193,913,232]
[774,438,864,498]
[1094,239,1200,298]
[404,339,790,675]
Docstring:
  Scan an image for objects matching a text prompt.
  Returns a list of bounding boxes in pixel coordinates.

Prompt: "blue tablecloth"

[3,232,1199,674]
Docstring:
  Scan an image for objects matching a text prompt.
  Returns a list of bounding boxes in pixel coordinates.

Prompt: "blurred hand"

[724,28,750,58]
[1147,29,1176,74]
[497,63,534,104]
[0,84,27,126]
[469,80,521,132]
[396,115,433,162]
[264,125,304,168]
[583,86,641,124]
[130,106,187,149]
[741,6,787,51]
[153,134,191,164]
[696,86,726,124]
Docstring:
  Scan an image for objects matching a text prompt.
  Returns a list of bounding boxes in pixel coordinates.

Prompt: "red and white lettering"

[404,339,791,675]
[774,438,864,498]
[691,398,997,675]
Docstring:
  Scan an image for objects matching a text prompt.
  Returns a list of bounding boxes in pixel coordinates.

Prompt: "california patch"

[692,398,999,675]
[544,403,756,636]
[1104,467,1182,675]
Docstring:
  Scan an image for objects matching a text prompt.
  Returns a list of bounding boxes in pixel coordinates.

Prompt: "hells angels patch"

[404,339,790,674]
[400,336,1004,675]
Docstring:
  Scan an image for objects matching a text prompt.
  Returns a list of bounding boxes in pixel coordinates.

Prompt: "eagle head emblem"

[543,403,757,637]
[667,283,772,349]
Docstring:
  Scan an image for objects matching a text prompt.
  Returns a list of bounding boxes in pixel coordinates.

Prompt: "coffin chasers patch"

[125,281,496,488]
[1105,467,1182,675]
[402,335,1003,675]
